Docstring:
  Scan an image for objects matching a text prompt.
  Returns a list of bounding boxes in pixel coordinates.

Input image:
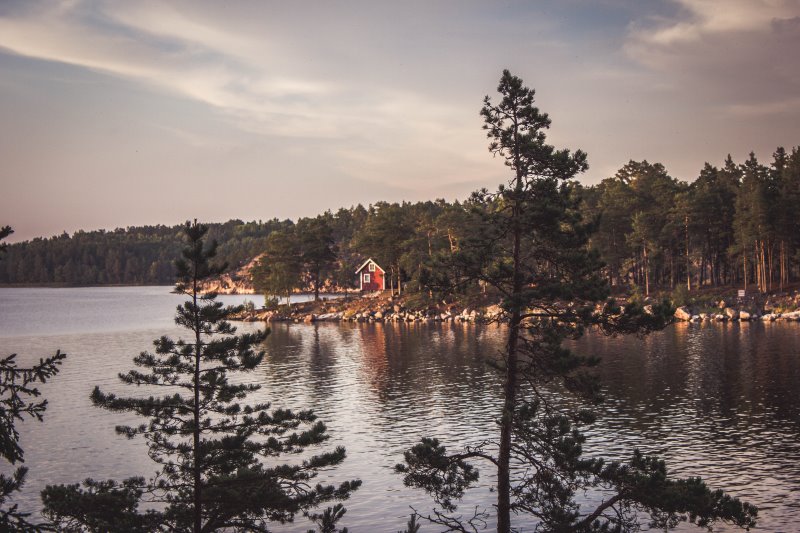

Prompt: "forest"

[2,145,800,297]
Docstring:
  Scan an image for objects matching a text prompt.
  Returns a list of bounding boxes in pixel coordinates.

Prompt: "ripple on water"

[2,288,800,530]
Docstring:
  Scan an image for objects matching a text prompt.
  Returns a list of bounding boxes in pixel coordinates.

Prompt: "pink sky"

[2,0,799,241]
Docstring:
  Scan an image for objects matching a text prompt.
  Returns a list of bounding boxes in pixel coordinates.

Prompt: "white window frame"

[369,262,376,272]
[364,273,370,283]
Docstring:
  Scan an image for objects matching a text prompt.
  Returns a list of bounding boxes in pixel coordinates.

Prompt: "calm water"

[1,287,799,531]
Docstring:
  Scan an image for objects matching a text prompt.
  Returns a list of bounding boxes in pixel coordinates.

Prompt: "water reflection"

[2,287,800,530]
[572,322,800,529]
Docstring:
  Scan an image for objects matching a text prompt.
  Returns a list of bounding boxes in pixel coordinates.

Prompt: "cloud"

[0,0,507,193]
[2,0,798,241]
[624,0,800,110]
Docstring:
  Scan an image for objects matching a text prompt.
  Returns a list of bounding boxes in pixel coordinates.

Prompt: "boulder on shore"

[724,307,739,320]
[674,306,692,321]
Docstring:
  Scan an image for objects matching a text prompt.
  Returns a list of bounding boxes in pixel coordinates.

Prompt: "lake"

[1,286,799,531]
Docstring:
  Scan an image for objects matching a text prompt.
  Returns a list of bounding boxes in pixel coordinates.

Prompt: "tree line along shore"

[2,142,800,302]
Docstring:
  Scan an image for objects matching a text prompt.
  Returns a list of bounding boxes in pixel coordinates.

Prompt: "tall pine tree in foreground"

[397,71,757,532]
[0,225,66,531]
[42,221,359,532]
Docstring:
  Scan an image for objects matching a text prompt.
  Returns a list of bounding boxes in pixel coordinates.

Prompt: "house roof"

[355,258,385,274]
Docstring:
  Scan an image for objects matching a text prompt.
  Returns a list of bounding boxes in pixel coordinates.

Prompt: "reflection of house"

[355,258,386,291]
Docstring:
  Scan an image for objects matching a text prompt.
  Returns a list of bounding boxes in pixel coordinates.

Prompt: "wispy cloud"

[1,0,799,241]
[624,0,800,106]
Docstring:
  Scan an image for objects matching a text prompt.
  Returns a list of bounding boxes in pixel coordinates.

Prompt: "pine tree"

[356,202,412,294]
[733,153,772,292]
[397,70,756,533]
[296,216,338,301]
[0,225,66,531]
[42,221,359,532]
[252,228,302,306]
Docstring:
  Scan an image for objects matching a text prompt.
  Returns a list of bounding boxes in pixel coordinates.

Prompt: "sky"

[1,0,799,242]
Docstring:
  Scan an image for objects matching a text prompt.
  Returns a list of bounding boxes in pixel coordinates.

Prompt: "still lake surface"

[1,286,799,531]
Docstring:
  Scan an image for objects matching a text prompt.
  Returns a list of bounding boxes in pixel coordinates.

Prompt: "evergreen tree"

[296,216,337,301]
[0,225,66,531]
[252,229,302,305]
[42,221,359,532]
[733,153,771,292]
[0,226,12,257]
[397,70,756,533]
[769,147,800,291]
[356,202,413,294]
[687,163,737,287]
[585,177,636,288]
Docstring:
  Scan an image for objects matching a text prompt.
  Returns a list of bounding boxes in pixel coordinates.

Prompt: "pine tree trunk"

[192,270,202,533]
[743,250,748,293]
[755,244,760,293]
[780,240,786,292]
[497,117,526,533]
[767,241,773,292]
[685,215,691,292]
[497,201,522,533]
[644,245,650,297]
[396,262,402,295]
[669,253,675,289]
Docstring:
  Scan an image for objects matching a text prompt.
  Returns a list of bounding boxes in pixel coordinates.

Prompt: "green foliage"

[0,225,66,532]
[0,352,66,532]
[41,221,359,532]
[6,144,800,297]
[396,438,478,513]
[252,229,302,301]
[296,216,338,300]
[584,147,800,294]
[305,503,349,533]
[41,478,159,532]
[398,70,755,533]
[398,514,422,533]
[0,226,11,258]
[355,202,414,293]
[0,219,291,286]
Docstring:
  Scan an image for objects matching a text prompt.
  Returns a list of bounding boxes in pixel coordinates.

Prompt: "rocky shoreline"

[674,306,800,323]
[233,292,504,324]
[673,292,800,323]
[232,290,800,326]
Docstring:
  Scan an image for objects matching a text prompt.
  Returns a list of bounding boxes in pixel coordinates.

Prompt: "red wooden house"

[355,258,386,291]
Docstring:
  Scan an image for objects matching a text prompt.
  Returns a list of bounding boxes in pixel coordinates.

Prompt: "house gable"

[355,258,386,291]
[355,258,385,275]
